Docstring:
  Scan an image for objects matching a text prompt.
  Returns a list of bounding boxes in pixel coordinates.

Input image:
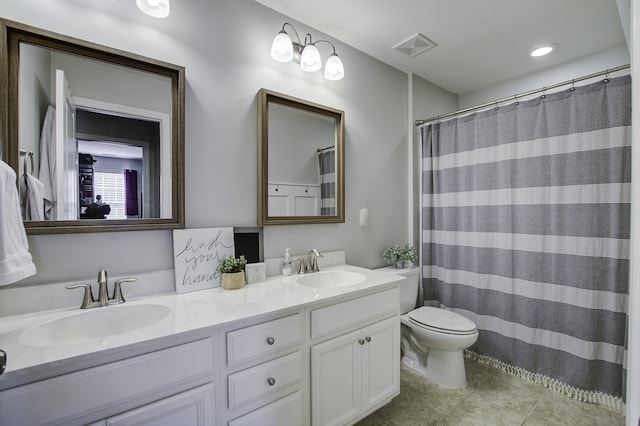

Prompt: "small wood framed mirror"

[1,19,185,234]
[257,89,345,226]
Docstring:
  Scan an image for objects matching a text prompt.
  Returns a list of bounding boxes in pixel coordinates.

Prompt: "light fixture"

[530,44,556,57]
[136,0,170,18]
[270,23,344,81]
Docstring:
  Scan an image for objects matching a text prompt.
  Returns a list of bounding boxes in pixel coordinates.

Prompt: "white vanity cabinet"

[309,288,400,426]
[221,311,305,426]
[0,337,216,426]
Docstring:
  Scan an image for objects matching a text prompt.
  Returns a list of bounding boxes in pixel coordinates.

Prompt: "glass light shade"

[324,53,344,80]
[271,31,294,62]
[300,44,321,72]
[136,0,170,18]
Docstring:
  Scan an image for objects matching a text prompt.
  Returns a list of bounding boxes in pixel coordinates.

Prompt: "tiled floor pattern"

[357,358,625,425]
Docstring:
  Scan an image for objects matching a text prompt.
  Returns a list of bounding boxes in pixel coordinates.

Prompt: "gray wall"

[1,0,411,288]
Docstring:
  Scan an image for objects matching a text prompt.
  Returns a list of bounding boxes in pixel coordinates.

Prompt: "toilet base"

[402,348,468,389]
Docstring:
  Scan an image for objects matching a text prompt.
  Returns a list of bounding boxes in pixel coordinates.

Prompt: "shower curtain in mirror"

[420,75,631,408]
[318,148,335,215]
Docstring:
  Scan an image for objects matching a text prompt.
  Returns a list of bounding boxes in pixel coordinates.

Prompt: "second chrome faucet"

[66,269,137,309]
[294,249,323,274]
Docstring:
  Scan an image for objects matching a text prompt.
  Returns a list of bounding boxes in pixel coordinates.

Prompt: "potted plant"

[400,243,416,267]
[383,245,404,268]
[216,254,247,290]
[383,243,416,269]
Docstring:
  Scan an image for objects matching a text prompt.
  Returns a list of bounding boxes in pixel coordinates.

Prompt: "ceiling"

[254,0,627,95]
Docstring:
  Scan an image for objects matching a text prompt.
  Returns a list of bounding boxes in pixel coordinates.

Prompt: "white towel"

[20,173,45,221]
[0,160,37,286]
[38,105,56,220]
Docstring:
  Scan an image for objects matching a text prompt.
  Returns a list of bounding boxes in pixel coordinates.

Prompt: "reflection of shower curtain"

[318,148,335,215]
[124,169,139,217]
[420,75,631,408]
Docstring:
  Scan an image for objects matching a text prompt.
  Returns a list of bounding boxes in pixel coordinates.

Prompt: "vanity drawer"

[227,351,301,410]
[0,338,215,426]
[227,313,301,367]
[228,391,302,426]
[311,287,399,339]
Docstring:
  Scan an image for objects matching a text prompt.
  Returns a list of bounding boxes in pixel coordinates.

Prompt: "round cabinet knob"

[267,377,276,386]
[365,336,372,343]
[358,339,365,345]
[266,337,275,345]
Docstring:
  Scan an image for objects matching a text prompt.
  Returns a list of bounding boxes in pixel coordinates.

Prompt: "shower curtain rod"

[415,63,630,126]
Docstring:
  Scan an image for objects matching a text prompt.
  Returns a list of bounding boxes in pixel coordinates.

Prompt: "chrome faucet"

[66,269,137,309]
[295,249,323,274]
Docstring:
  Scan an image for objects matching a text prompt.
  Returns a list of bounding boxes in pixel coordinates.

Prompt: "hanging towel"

[19,152,45,221]
[38,105,56,220]
[0,160,36,286]
[20,173,45,221]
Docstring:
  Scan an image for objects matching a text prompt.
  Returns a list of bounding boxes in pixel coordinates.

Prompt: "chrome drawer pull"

[358,339,365,345]
[267,377,276,386]
[365,336,372,343]
[266,337,275,345]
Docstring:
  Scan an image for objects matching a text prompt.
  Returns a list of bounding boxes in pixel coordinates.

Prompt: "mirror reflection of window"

[78,141,143,220]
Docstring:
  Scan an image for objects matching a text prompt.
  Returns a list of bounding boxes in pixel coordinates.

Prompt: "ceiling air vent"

[392,33,437,57]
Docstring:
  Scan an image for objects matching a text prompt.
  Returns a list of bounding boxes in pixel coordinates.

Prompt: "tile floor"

[357,358,625,425]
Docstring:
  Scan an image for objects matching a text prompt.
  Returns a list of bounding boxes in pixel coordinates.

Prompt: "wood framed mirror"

[257,89,344,226]
[0,19,184,234]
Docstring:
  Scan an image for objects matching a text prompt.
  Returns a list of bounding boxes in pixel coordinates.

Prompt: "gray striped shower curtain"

[318,148,336,215]
[420,75,631,402]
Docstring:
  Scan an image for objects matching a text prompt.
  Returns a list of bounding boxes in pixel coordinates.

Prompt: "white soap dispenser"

[282,248,293,276]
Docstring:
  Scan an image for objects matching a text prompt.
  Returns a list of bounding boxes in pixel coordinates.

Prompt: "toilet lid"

[408,307,477,333]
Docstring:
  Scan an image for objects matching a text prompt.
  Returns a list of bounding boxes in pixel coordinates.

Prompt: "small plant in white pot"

[216,254,247,290]
[401,243,416,267]
[383,245,404,268]
[383,243,416,269]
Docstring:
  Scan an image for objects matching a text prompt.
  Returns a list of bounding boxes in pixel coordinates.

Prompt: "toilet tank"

[375,266,420,314]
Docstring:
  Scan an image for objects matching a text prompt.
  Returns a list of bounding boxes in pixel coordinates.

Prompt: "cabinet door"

[362,317,400,411]
[311,329,361,426]
[106,383,214,426]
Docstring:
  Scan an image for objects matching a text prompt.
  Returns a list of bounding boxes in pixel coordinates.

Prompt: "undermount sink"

[296,270,366,288]
[20,304,171,347]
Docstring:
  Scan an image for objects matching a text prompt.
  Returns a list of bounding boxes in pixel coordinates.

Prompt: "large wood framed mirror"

[258,89,344,226]
[0,19,184,234]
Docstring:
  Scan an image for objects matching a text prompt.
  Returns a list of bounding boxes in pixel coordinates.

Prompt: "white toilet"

[377,266,479,389]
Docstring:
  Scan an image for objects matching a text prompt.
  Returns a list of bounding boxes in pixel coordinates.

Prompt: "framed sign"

[172,227,235,293]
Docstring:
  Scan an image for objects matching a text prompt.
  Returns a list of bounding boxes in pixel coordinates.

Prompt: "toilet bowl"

[376,266,478,389]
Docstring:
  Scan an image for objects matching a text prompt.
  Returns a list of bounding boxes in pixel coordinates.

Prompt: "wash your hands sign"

[172,227,235,293]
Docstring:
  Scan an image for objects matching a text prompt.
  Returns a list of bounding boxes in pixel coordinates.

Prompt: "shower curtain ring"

[570,79,576,92]
[541,87,547,99]
[603,70,610,84]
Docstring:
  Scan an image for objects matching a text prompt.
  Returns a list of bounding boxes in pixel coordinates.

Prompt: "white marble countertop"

[0,264,405,390]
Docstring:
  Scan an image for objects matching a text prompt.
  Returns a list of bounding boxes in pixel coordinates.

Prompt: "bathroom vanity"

[0,264,403,426]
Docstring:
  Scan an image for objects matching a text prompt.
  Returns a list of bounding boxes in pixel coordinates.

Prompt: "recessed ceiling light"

[530,44,556,57]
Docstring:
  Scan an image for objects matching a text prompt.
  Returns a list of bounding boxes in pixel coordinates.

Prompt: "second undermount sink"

[296,270,366,289]
[20,304,171,347]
